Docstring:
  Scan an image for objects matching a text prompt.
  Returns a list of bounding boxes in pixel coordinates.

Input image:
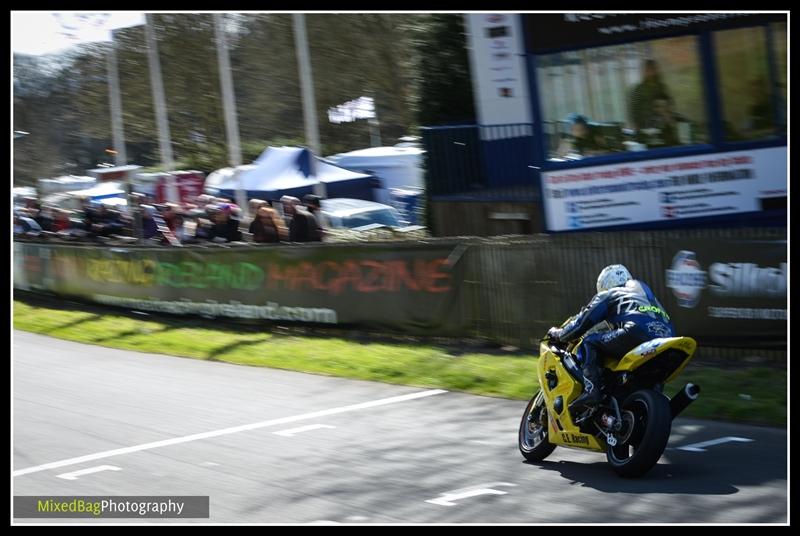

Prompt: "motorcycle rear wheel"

[519,390,557,462]
[606,388,671,477]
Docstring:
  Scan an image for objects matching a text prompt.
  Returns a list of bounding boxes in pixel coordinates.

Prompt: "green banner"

[14,242,468,336]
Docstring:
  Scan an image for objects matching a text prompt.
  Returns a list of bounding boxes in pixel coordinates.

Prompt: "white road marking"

[676,436,754,452]
[13,389,448,477]
[55,465,121,480]
[347,516,368,521]
[274,424,335,437]
[426,482,516,506]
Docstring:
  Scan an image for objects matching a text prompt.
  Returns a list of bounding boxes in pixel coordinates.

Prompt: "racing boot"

[570,348,603,410]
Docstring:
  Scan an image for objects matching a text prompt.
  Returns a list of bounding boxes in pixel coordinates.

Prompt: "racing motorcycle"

[518,321,700,477]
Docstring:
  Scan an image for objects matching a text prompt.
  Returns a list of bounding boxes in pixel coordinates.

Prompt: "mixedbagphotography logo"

[14,496,209,519]
[665,250,707,308]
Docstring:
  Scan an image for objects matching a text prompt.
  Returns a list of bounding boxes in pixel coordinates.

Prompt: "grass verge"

[12,297,786,427]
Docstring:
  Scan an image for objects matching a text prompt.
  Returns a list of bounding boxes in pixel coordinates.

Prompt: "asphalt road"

[13,330,788,524]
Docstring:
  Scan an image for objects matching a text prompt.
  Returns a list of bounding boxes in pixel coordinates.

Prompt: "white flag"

[328,96,375,124]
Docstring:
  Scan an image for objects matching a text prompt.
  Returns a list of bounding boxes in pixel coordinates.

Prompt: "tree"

[413,14,476,126]
[13,13,472,182]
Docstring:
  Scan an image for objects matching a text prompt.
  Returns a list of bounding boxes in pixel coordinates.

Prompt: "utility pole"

[214,13,242,168]
[144,13,175,174]
[106,30,127,166]
[292,13,325,198]
[214,13,248,215]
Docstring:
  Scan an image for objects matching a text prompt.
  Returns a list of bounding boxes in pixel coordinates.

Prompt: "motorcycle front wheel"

[606,388,671,477]
[518,390,557,462]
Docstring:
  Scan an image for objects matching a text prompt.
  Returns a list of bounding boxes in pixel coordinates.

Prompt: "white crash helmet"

[596,264,633,293]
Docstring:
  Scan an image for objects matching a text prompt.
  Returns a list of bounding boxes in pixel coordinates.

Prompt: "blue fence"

[421,123,539,200]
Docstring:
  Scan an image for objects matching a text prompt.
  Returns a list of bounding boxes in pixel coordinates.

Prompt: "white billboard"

[465,13,533,126]
[541,147,787,231]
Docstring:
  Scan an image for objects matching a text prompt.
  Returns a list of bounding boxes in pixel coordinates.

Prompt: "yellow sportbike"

[518,326,699,477]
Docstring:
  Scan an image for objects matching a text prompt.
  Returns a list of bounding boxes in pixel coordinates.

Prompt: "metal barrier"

[14,226,786,357]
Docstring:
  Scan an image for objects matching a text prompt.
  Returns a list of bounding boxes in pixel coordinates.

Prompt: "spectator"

[87,204,124,238]
[156,204,183,246]
[161,203,181,233]
[194,206,216,241]
[645,95,681,147]
[280,196,301,229]
[140,205,160,240]
[171,211,188,243]
[181,208,207,243]
[629,59,672,133]
[195,194,215,209]
[207,204,243,243]
[289,195,323,242]
[556,114,608,158]
[14,211,42,236]
[52,209,73,233]
[26,201,53,231]
[242,198,268,231]
[35,205,57,232]
[250,206,287,243]
[743,77,775,138]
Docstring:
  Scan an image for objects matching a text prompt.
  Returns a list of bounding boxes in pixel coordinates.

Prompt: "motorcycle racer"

[546,264,675,409]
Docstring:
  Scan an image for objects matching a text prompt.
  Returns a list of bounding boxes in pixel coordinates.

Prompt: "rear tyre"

[606,389,671,477]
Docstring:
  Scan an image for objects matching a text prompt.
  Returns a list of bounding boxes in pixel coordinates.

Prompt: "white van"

[325,144,424,205]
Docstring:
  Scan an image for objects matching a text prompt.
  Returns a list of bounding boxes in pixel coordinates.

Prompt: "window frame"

[525,19,788,174]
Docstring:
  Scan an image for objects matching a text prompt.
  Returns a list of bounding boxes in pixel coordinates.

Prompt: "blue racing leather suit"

[550,279,675,403]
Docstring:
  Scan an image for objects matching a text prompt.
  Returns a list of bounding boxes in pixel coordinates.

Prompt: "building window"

[771,22,787,133]
[538,35,707,161]
[715,26,780,141]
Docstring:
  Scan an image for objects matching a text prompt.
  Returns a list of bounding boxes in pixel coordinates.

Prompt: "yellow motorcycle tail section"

[606,336,697,383]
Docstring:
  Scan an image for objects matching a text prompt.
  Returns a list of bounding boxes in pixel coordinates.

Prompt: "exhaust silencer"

[670,383,700,420]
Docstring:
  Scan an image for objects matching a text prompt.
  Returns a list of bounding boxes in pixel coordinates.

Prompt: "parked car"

[320,198,411,230]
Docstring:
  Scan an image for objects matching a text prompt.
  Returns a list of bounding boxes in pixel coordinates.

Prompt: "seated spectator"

[556,114,608,158]
[171,211,188,244]
[88,204,124,238]
[195,194,215,209]
[207,204,243,243]
[51,209,73,233]
[140,205,160,240]
[289,195,324,242]
[193,206,216,241]
[147,204,181,246]
[161,203,181,233]
[281,195,301,229]
[14,211,42,237]
[180,209,206,243]
[250,206,287,243]
[639,94,682,148]
[30,203,54,231]
[242,198,268,231]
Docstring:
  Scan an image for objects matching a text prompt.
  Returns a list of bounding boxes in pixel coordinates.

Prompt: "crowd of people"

[555,59,692,159]
[13,192,327,246]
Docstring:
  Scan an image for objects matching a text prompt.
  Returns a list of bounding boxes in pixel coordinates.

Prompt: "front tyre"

[606,389,671,477]
[519,390,557,462]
